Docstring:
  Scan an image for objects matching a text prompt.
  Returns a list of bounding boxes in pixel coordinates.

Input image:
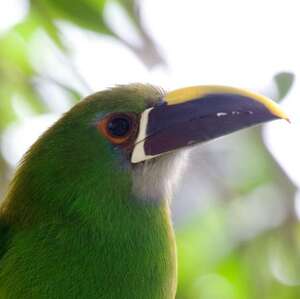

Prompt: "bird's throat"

[132,150,189,202]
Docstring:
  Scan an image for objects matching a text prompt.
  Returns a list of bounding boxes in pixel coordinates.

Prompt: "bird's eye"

[108,117,131,137]
[97,113,137,145]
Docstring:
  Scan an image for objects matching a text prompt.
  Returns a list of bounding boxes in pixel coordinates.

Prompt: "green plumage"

[0,85,176,298]
[0,82,283,298]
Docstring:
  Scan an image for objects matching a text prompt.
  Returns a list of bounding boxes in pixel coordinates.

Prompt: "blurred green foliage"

[0,0,161,192]
[274,72,295,101]
[0,1,299,299]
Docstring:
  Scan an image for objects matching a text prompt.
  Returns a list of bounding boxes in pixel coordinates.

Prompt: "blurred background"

[0,0,299,298]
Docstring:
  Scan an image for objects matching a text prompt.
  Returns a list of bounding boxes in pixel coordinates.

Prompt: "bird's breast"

[0,203,177,299]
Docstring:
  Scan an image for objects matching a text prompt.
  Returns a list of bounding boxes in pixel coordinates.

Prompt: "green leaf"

[274,72,295,101]
[30,0,113,35]
[0,32,33,75]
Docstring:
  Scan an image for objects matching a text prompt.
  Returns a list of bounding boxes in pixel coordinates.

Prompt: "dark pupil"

[108,117,131,137]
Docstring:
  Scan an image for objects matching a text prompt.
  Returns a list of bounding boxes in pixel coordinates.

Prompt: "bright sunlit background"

[1,1,300,298]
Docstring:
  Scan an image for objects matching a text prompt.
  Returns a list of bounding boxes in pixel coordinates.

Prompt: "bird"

[0,84,288,298]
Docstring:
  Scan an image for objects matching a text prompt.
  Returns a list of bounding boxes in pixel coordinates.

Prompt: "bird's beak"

[131,85,289,163]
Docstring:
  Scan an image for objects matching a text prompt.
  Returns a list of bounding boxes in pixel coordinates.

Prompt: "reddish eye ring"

[97,113,137,145]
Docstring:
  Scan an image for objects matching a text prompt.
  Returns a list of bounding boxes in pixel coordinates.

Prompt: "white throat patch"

[132,149,190,201]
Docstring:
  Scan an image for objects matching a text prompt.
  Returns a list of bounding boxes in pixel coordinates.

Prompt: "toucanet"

[0,84,288,298]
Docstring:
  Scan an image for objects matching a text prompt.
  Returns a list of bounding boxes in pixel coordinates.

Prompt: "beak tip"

[276,113,290,124]
[269,105,290,124]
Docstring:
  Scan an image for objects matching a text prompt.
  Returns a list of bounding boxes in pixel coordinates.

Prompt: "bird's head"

[47,84,288,199]
[5,84,288,223]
